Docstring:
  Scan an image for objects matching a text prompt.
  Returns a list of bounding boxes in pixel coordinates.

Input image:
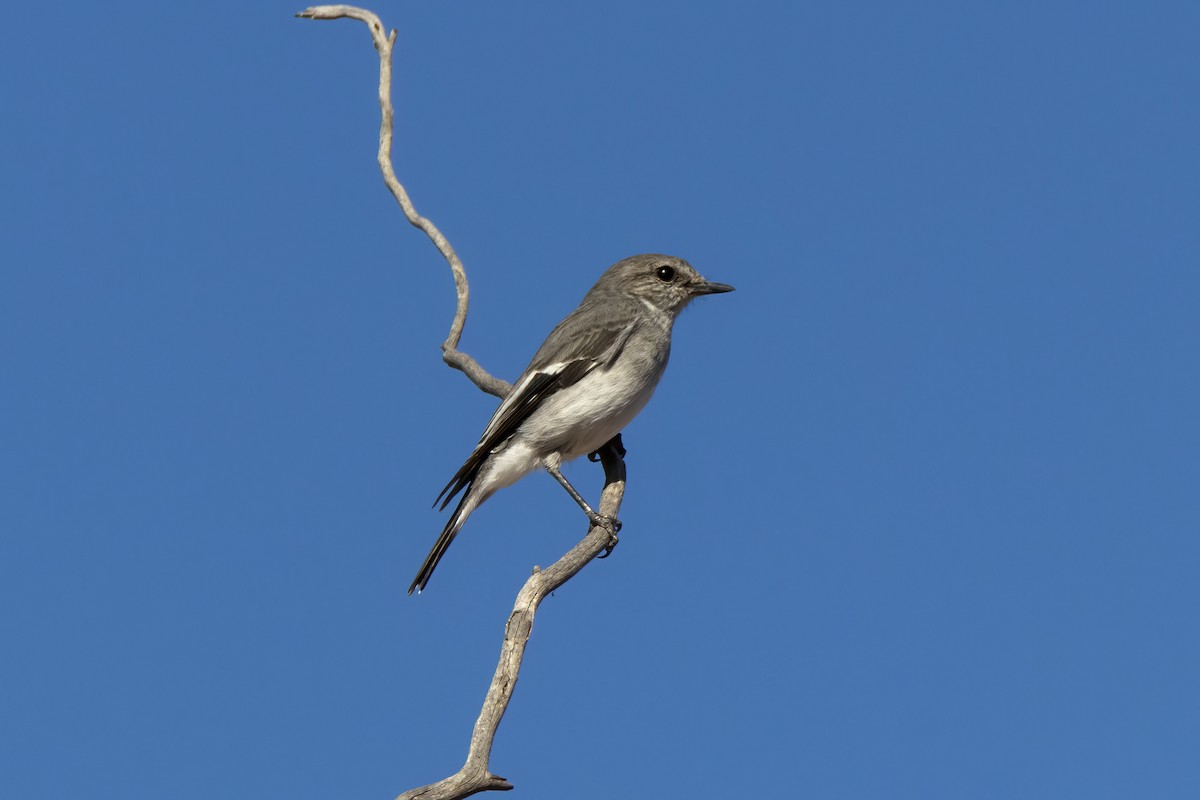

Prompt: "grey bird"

[409,253,733,594]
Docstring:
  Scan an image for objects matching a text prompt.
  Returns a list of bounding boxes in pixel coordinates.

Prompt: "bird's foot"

[588,511,622,534]
[588,512,621,557]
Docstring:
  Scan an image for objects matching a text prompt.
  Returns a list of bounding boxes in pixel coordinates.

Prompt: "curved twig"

[297,7,628,798]
[297,4,510,398]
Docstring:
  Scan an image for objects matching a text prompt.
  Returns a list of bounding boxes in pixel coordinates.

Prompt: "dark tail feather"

[409,490,474,595]
[434,446,489,511]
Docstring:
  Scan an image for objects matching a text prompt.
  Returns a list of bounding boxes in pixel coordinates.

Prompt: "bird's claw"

[589,513,621,558]
[599,534,619,559]
[589,512,621,533]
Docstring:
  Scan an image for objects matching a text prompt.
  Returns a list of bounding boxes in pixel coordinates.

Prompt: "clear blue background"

[3,2,1198,798]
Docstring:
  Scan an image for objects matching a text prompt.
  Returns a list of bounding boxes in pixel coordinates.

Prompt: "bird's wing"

[434,307,639,510]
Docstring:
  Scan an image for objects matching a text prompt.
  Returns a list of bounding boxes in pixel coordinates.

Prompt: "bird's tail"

[408,488,480,594]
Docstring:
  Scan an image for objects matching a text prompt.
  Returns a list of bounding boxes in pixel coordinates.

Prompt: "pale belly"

[520,353,668,461]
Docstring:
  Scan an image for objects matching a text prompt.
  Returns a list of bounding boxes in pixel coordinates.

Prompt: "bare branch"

[399,437,627,800]
[298,7,628,797]
[296,4,508,398]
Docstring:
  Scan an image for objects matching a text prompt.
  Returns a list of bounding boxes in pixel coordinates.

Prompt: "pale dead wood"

[297,4,510,399]
[297,7,628,798]
[398,438,626,800]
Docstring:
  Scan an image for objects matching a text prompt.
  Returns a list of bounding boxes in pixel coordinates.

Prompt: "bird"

[409,253,734,593]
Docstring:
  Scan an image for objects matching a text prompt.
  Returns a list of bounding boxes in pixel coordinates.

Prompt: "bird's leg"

[542,457,622,553]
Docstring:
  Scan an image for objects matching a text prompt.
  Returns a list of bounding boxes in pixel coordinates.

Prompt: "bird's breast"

[519,338,669,461]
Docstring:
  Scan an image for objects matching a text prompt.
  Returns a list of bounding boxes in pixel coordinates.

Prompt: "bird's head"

[592,254,734,317]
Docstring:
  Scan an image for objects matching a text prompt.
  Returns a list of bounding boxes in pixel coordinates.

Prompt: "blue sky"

[3,2,1199,797]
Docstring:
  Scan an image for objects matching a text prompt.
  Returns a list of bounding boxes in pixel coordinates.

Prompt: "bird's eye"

[655,265,675,282]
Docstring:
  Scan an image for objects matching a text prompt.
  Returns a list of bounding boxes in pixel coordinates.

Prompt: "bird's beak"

[692,279,735,295]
